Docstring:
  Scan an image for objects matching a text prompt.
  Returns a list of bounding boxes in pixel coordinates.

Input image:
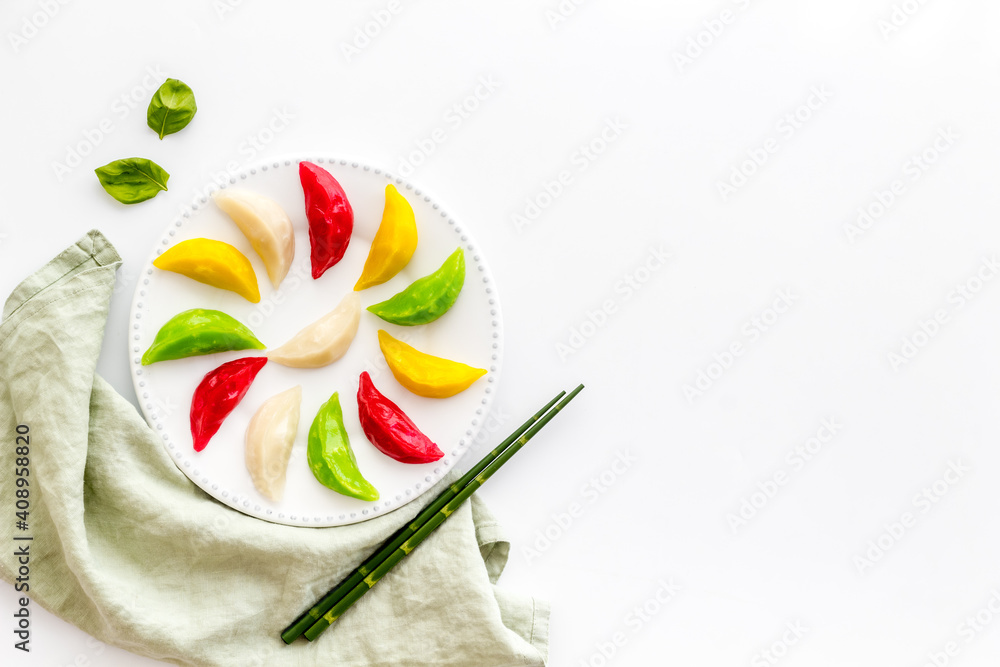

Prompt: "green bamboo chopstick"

[279,389,569,644]
[302,384,584,642]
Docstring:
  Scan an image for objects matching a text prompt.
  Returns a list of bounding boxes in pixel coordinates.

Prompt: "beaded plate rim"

[126,155,504,527]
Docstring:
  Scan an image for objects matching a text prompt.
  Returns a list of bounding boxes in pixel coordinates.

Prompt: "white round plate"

[128,156,503,527]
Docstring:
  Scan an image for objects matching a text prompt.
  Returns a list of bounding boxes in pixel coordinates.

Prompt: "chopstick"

[280,388,567,644]
[280,384,584,644]
[301,384,583,642]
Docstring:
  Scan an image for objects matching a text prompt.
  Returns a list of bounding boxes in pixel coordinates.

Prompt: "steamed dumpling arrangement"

[143,163,489,508]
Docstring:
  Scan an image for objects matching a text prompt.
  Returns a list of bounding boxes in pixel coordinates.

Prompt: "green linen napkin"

[0,230,548,667]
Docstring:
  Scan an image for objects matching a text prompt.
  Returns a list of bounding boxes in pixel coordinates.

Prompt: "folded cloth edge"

[3,229,120,321]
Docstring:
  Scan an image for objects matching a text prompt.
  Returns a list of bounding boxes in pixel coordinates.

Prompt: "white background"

[4,1,1000,666]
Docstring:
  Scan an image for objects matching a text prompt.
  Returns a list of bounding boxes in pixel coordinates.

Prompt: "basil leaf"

[95,158,170,205]
[147,78,197,139]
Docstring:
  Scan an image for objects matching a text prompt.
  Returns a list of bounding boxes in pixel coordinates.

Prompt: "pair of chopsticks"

[281,384,584,644]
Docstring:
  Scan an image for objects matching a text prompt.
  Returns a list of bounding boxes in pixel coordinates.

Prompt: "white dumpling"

[213,189,295,289]
[245,385,302,501]
[267,293,361,368]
